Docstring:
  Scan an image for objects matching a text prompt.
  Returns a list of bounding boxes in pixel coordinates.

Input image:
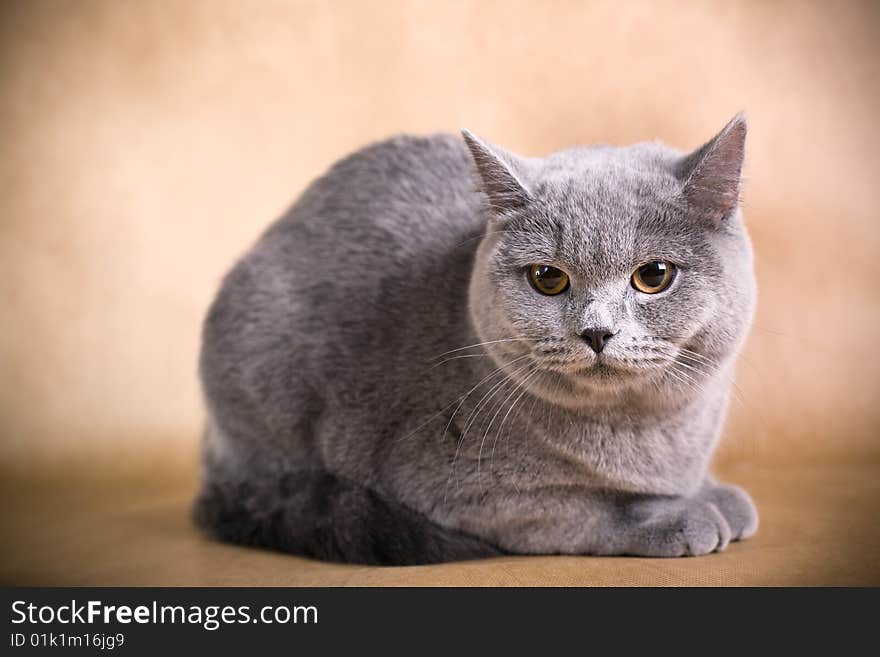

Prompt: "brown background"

[1,0,878,585]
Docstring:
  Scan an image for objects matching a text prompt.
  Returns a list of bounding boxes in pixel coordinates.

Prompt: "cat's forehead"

[531,144,685,239]
[496,144,697,272]
[536,143,680,208]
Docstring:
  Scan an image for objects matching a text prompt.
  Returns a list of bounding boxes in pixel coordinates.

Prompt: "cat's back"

[245,132,482,307]
[201,133,481,400]
[265,132,479,250]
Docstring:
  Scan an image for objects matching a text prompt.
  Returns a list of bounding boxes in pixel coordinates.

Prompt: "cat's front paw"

[701,483,758,541]
[626,498,732,557]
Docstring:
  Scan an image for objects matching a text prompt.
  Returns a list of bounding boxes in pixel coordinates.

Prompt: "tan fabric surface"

[1,1,878,585]
[2,461,878,586]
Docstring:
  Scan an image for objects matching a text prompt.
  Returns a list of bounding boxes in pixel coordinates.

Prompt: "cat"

[194,114,758,565]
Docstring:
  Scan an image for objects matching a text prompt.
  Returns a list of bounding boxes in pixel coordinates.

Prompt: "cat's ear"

[676,113,747,225]
[461,129,531,215]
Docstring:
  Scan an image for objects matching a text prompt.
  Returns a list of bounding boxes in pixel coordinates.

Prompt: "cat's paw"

[627,498,732,557]
[701,483,758,541]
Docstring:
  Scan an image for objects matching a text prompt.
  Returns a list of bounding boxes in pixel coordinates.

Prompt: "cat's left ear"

[461,129,531,217]
[676,113,747,226]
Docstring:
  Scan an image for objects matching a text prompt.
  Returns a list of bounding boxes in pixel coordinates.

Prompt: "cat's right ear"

[461,129,531,216]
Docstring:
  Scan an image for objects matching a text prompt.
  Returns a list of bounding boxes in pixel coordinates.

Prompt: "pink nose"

[579,328,615,353]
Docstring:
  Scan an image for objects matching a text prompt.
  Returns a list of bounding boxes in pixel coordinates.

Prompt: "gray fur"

[194,115,758,563]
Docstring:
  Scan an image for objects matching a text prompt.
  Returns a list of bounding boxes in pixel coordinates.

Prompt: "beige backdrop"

[2,0,879,479]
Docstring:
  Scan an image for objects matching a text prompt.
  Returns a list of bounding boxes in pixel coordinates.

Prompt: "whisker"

[673,357,715,378]
[677,349,719,367]
[437,354,530,447]
[675,348,770,422]
[459,360,533,443]
[654,352,755,415]
[397,353,526,444]
[490,369,539,472]
[444,358,533,502]
[432,337,539,360]
[478,366,538,489]
[675,352,752,410]
[428,353,489,370]
[505,370,550,493]
[646,351,710,393]
[665,365,701,391]
[669,364,704,389]
[394,400,461,444]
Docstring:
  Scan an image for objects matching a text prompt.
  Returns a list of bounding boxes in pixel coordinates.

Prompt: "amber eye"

[528,264,570,296]
[631,261,676,294]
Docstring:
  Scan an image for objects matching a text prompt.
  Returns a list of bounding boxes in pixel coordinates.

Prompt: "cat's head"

[464,116,756,409]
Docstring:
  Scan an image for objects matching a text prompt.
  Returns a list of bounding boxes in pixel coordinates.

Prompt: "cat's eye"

[631,261,676,294]
[528,264,570,296]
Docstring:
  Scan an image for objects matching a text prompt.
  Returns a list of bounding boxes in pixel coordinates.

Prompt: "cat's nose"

[579,327,616,353]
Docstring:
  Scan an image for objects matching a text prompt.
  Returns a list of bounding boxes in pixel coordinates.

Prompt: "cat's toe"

[629,499,731,557]
[704,484,758,541]
[678,501,731,556]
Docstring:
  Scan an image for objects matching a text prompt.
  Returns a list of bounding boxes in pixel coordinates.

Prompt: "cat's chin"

[576,368,640,390]
[567,356,645,380]
[537,361,640,396]
[556,357,669,396]
[576,359,618,374]
[530,365,648,409]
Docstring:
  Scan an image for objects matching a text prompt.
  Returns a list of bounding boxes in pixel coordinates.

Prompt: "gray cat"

[194,115,758,564]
